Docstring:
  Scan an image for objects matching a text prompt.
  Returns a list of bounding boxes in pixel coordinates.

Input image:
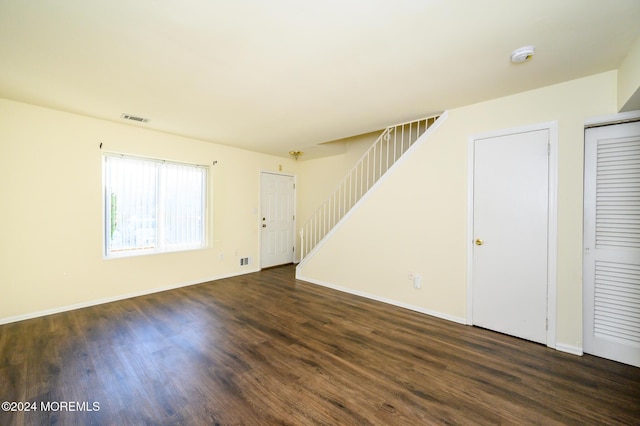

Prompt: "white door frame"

[259,170,297,268]
[466,121,558,349]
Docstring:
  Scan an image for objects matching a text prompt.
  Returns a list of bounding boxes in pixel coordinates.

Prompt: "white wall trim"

[556,343,584,357]
[0,269,259,325]
[547,122,559,350]
[297,111,449,268]
[296,273,466,325]
[584,109,640,127]
[467,121,559,349]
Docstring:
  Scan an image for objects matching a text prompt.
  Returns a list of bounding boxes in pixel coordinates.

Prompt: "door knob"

[475,239,484,246]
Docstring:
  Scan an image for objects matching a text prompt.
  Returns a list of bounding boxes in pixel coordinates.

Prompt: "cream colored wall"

[618,34,640,111]
[342,131,383,166]
[297,71,618,349]
[0,98,298,322]
[296,131,380,260]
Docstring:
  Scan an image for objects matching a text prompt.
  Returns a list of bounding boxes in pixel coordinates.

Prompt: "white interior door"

[584,121,640,367]
[260,172,295,268]
[472,128,550,344]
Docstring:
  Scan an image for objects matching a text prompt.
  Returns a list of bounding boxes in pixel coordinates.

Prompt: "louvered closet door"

[584,121,640,367]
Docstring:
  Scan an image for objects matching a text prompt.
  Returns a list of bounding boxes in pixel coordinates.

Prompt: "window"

[103,154,208,258]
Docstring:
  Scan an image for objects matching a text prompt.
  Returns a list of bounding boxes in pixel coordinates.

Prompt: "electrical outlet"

[413,274,422,289]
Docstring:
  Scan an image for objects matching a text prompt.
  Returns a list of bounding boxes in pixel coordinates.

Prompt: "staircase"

[299,114,442,262]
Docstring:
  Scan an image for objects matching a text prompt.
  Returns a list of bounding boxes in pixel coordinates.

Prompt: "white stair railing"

[300,114,440,260]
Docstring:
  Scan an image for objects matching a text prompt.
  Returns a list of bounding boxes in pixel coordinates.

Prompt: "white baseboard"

[296,273,466,325]
[0,268,260,325]
[295,274,591,358]
[555,343,583,356]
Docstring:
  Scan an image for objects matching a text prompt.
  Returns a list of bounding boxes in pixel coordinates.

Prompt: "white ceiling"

[1,0,640,159]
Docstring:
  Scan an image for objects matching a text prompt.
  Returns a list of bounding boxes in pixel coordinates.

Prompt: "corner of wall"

[618,35,640,112]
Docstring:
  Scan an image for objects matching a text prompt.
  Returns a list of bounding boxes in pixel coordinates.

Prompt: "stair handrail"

[300,114,440,260]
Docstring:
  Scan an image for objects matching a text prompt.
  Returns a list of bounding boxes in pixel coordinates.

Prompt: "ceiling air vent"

[120,113,149,123]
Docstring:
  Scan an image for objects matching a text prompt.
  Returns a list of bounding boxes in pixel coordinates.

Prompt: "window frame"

[102,152,209,259]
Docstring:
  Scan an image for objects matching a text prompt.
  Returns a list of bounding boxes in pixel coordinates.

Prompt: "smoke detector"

[510,46,535,63]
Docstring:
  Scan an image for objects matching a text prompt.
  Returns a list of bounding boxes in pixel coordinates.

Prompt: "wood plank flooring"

[1,264,639,425]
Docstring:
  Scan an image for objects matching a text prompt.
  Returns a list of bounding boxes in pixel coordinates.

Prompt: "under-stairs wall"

[299,115,442,261]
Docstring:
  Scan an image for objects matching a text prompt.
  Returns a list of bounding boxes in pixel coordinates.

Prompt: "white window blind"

[103,154,208,258]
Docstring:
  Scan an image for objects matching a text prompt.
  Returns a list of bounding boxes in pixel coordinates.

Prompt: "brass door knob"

[475,239,484,246]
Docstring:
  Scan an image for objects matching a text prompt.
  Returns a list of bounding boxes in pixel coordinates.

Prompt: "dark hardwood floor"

[1,265,639,425]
